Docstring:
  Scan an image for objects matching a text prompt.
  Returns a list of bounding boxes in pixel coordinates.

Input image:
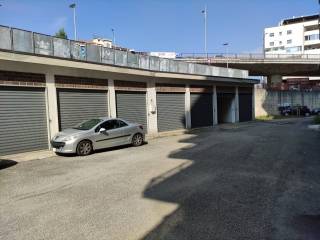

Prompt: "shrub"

[314,116,320,124]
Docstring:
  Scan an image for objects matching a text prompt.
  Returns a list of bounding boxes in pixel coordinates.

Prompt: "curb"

[308,125,320,131]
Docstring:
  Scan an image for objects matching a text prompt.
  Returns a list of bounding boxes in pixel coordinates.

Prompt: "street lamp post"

[318,0,320,38]
[223,43,229,68]
[111,28,115,46]
[69,3,77,40]
[201,5,208,58]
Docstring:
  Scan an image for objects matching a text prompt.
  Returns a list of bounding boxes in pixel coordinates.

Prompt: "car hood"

[53,128,87,140]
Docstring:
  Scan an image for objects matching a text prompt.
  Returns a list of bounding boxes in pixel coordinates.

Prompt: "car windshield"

[73,119,103,130]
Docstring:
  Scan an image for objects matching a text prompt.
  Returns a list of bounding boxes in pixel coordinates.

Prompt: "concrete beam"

[146,80,158,135]
[252,86,255,120]
[235,87,239,122]
[107,79,117,118]
[185,85,191,129]
[0,51,257,84]
[45,72,59,144]
[213,86,218,125]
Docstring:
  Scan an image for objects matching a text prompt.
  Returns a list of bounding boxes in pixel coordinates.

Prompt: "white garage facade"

[0,26,257,156]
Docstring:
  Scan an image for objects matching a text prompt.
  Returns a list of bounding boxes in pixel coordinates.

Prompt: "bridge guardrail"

[177,53,320,60]
[0,25,248,79]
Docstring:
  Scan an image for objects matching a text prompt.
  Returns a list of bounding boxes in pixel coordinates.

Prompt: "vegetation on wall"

[55,28,68,39]
[314,116,320,124]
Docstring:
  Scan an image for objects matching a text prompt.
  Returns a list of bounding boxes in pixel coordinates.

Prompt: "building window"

[305,34,320,41]
[270,42,274,46]
[286,46,302,53]
[269,33,274,37]
[279,32,282,36]
[287,30,292,35]
[279,41,282,45]
[287,39,292,44]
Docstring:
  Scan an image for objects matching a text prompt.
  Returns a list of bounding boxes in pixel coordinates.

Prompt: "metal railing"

[177,53,320,60]
[0,25,248,79]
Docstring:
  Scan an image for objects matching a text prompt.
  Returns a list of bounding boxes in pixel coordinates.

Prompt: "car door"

[116,119,134,145]
[94,120,125,149]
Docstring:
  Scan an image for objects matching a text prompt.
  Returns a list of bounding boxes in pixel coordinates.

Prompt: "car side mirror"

[99,128,106,133]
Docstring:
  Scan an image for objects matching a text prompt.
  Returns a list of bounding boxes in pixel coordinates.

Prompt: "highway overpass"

[178,53,320,83]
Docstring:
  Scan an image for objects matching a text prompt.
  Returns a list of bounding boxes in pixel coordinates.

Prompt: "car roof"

[98,117,129,122]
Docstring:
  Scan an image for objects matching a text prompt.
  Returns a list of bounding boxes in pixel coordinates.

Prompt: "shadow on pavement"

[94,142,148,154]
[141,119,320,240]
[293,215,320,240]
[56,142,149,157]
[0,159,18,170]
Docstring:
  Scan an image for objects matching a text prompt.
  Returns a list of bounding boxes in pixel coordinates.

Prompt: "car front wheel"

[76,140,93,156]
[132,133,143,147]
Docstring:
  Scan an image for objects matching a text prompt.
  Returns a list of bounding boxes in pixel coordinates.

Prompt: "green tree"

[55,28,68,39]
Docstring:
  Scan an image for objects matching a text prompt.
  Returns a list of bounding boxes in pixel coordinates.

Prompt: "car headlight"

[52,135,59,141]
[61,136,76,142]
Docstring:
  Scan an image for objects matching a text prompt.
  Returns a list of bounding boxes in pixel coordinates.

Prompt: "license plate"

[53,148,62,152]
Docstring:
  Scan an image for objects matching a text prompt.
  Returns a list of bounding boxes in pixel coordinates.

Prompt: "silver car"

[51,117,145,156]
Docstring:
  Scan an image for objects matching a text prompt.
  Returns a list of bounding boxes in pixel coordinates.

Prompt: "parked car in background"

[279,105,311,117]
[51,118,145,156]
[311,108,320,115]
[278,106,292,116]
[291,106,311,116]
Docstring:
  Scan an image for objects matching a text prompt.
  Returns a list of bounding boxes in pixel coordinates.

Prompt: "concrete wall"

[0,26,249,79]
[255,88,320,116]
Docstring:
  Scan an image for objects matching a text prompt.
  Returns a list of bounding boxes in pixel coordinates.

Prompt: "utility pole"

[201,5,208,58]
[69,3,77,40]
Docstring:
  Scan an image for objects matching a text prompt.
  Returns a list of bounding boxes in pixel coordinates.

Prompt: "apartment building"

[264,14,320,54]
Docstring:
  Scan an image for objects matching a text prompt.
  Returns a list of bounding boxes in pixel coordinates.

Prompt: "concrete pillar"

[45,72,59,145]
[252,86,255,120]
[185,85,191,129]
[268,74,282,87]
[108,79,117,118]
[213,85,218,125]
[235,86,239,122]
[146,79,158,135]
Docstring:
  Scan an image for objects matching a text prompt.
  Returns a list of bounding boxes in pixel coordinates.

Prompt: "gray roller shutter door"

[0,87,48,156]
[239,93,253,122]
[217,93,235,124]
[190,93,213,128]
[116,91,147,129]
[57,89,108,130]
[157,93,185,132]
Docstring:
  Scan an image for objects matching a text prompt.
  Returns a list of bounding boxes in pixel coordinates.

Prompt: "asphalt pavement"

[1,118,319,240]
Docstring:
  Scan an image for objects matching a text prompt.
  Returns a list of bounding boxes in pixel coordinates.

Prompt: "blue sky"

[0,0,318,53]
